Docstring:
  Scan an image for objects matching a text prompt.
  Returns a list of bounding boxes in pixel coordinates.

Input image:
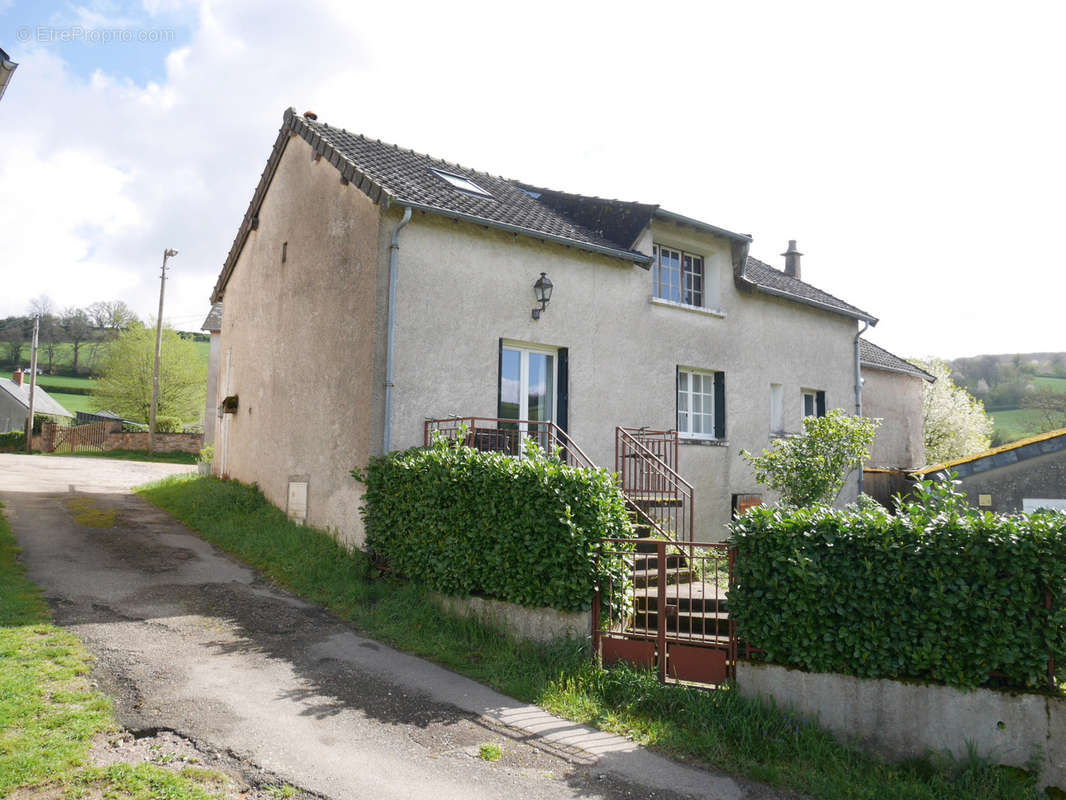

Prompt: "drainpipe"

[855,320,870,496]
[383,206,413,454]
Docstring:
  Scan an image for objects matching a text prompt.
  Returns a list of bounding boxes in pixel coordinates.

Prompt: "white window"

[678,368,723,439]
[770,383,784,433]
[654,244,703,306]
[430,168,493,198]
[803,389,826,418]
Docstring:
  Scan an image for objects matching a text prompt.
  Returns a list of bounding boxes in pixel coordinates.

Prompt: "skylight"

[431,169,493,198]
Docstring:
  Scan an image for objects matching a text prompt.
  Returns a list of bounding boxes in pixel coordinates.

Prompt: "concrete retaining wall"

[736,661,1066,790]
[429,592,590,644]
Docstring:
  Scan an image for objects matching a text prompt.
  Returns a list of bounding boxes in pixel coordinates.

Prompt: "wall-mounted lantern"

[531,272,553,320]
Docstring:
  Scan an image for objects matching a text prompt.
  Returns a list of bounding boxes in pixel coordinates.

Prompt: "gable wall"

[861,368,926,469]
[388,212,859,541]
[217,135,386,546]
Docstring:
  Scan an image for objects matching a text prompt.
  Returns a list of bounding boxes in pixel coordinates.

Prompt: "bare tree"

[28,295,55,318]
[0,316,30,366]
[38,314,61,374]
[61,307,93,372]
[1023,388,1066,431]
[88,300,140,334]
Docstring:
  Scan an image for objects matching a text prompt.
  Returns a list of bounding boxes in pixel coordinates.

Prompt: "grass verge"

[135,475,1042,800]
[47,448,198,465]
[0,500,225,798]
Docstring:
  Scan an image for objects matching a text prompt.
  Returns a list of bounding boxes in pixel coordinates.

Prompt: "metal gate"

[593,538,736,686]
[44,420,109,453]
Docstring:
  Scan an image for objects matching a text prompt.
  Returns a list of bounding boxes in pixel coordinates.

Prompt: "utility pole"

[24,315,39,453]
[149,248,178,455]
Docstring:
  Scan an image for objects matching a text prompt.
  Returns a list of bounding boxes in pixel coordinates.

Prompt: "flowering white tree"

[918,359,993,464]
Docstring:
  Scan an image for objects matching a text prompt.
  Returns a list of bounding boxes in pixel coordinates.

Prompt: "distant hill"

[947,352,1066,444]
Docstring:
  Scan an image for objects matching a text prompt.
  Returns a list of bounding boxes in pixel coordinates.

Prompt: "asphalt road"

[0,454,784,800]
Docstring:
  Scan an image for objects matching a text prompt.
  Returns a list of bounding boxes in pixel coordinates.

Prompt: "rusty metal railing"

[618,427,678,474]
[615,427,694,543]
[424,416,596,470]
[593,537,735,686]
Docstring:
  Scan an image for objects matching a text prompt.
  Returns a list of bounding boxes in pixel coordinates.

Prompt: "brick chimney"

[782,240,802,280]
[11,369,23,387]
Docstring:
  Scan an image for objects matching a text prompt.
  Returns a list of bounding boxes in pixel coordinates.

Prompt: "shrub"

[741,409,879,506]
[154,416,181,433]
[0,431,25,452]
[355,436,633,612]
[729,476,1066,690]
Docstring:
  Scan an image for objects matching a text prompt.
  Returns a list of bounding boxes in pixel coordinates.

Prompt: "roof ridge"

[303,117,505,183]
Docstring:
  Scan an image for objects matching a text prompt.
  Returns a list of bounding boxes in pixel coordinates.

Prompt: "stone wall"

[737,661,1066,791]
[102,432,203,454]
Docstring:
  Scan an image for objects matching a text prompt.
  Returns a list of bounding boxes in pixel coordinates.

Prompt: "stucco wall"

[954,448,1066,513]
[737,661,1066,791]
[861,367,926,469]
[387,212,860,541]
[217,134,385,546]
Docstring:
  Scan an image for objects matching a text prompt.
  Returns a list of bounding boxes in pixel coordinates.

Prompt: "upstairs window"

[803,389,826,418]
[654,244,703,307]
[677,368,725,440]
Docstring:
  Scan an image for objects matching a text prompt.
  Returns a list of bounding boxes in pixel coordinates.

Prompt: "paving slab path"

[0,454,788,800]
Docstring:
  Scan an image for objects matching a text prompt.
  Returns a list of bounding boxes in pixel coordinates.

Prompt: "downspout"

[855,320,871,496]
[383,206,413,454]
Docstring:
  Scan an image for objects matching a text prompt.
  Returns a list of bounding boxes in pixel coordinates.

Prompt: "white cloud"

[0,0,1063,360]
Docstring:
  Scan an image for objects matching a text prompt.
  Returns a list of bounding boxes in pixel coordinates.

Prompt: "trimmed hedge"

[0,431,25,452]
[729,480,1066,690]
[355,437,633,612]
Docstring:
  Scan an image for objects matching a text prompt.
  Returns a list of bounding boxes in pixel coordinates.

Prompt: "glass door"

[500,344,555,452]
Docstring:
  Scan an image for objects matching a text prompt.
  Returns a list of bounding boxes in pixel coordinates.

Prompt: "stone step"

[633,582,728,614]
[630,607,731,636]
[631,567,698,589]
[633,553,688,572]
[624,626,732,647]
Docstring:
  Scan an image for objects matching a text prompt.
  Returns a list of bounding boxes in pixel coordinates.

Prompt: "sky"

[0,0,1063,359]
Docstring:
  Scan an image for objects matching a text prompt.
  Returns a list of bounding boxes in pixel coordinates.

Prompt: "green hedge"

[0,431,25,452]
[355,437,633,612]
[729,480,1066,690]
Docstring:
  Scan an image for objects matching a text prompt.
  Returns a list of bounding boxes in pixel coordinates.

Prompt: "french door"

[499,343,558,452]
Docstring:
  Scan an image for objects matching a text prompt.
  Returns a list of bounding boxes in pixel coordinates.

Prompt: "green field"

[4,338,209,375]
[9,338,210,422]
[990,375,1066,444]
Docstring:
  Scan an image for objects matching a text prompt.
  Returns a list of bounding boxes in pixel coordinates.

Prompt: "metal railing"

[593,537,735,685]
[615,427,694,543]
[618,427,678,474]
[424,416,596,470]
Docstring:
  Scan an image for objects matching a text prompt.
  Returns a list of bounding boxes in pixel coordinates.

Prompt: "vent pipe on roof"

[782,240,802,280]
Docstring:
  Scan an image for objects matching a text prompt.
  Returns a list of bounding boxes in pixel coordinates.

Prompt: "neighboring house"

[75,410,136,427]
[209,107,889,546]
[0,370,73,433]
[858,339,934,505]
[201,302,223,446]
[912,429,1066,513]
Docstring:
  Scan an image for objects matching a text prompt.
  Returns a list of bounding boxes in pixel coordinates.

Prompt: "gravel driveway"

[0,454,783,800]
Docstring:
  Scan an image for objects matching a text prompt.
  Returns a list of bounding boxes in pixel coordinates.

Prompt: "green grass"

[43,391,101,416]
[991,407,1056,444]
[136,476,1041,800]
[1032,376,1066,393]
[34,375,97,390]
[48,448,198,465]
[0,501,227,799]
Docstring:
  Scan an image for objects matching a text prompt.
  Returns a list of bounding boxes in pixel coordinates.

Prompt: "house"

[208,107,894,546]
[858,338,935,503]
[0,370,73,433]
[912,429,1066,513]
